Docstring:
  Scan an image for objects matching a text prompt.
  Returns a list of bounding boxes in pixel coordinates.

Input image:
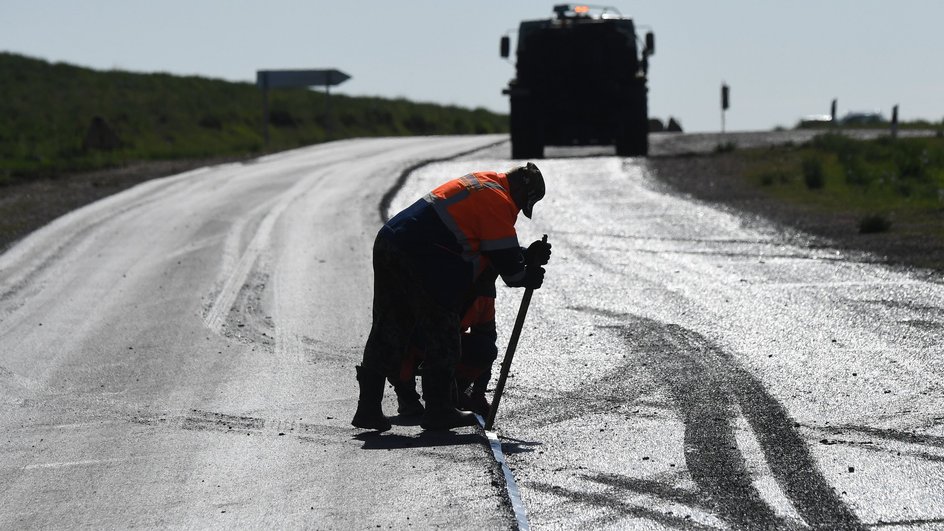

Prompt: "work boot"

[459,390,491,418]
[351,365,391,431]
[392,378,425,416]
[455,377,490,417]
[421,370,478,431]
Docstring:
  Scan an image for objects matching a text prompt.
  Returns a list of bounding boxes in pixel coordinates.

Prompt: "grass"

[0,52,508,185]
[746,133,944,264]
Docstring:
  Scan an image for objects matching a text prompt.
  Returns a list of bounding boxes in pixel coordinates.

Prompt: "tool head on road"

[508,162,545,219]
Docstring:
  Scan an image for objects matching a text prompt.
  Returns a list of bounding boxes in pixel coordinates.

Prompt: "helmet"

[510,162,545,219]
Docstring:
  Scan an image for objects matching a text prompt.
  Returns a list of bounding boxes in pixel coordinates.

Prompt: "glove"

[526,239,552,266]
[525,265,545,289]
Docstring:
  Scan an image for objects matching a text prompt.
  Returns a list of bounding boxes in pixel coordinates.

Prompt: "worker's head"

[507,162,545,219]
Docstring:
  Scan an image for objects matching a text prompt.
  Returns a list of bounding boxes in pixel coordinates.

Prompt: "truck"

[500,4,655,158]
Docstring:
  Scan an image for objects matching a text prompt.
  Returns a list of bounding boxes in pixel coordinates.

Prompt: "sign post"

[721,82,730,134]
[256,69,351,144]
[891,104,899,139]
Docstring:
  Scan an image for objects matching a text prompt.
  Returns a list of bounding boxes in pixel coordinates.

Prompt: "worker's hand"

[526,239,552,266]
[525,265,545,289]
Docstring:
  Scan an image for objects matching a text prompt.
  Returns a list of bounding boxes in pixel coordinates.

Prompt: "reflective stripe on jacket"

[381,171,523,310]
[424,172,520,278]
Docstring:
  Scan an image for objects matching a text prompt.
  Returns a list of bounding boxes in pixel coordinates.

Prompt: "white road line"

[478,416,531,531]
[23,457,134,470]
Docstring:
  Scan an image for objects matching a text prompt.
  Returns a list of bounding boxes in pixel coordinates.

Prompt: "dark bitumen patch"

[132,408,349,444]
[615,315,864,530]
[220,270,275,348]
[517,306,865,530]
[526,481,718,531]
[817,424,944,450]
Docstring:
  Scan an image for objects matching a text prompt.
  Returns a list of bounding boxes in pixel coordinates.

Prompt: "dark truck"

[500,4,655,158]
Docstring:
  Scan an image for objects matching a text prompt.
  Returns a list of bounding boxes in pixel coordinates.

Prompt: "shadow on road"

[354,430,482,450]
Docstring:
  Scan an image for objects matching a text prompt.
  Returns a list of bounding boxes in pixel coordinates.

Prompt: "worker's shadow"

[354,428,482,450]
[496,435,541,455]
[353,413,483,449]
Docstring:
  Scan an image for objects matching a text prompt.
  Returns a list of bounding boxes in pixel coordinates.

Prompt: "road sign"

[255,69,352,144]
[256,69,351,89]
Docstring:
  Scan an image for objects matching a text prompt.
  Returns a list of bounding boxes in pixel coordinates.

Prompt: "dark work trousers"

[361,234,462,379]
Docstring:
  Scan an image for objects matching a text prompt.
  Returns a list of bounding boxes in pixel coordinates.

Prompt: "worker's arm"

[484,239,551,289]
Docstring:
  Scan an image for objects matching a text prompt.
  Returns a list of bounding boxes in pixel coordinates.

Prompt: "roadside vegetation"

[670,133,944,274]
[0,52,507,185]
[653,128,944,274]
[746,134,944,238]
[0,52,507,251]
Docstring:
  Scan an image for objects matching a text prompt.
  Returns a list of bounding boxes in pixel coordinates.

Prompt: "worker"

[352,163,551,431]
[390,266,500,418]
[454,267,499,416]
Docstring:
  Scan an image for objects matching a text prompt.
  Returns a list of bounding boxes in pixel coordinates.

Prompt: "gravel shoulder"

[647,152,944,282]
[0,157,247,254]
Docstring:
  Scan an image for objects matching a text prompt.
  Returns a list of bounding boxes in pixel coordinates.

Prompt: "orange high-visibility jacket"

[425,172,521,277]
[381,172,526,309]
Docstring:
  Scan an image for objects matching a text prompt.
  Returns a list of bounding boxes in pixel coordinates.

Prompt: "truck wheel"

[616,86,649,157]
[616,119,648,157]
[511,133,543,159]
[510,98,544,159]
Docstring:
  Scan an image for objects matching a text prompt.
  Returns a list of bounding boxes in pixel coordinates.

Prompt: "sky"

[2,1,942,133]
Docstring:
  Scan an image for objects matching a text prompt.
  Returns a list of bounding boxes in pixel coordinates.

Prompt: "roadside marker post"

[891,104,899,139]
[720,82,730,135]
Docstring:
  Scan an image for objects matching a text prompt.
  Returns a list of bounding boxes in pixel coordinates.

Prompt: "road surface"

[2,134,943,529]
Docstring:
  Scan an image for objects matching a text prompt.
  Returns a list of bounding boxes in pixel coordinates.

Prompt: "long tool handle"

[484,234,547,431]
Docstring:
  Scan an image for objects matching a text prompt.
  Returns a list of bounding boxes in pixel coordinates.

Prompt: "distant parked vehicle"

[798,114,833,128]
[841,111,885,125]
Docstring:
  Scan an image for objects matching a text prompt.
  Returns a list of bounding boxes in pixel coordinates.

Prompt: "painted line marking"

[477,415,530,531]
[24,457,132,470]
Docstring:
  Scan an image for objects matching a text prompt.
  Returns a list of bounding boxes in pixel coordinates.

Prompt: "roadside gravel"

[648,152,944,281]
[0,157,246,253]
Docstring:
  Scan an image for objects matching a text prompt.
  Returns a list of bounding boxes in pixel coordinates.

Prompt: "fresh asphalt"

[1,133,942,529]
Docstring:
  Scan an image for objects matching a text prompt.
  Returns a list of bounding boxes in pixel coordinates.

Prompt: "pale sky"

[2,1,941,132]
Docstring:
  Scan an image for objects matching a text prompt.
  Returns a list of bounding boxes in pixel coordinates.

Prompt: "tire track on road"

[203,167,336,334]
[514,307,864,529]
[597,309,863,530]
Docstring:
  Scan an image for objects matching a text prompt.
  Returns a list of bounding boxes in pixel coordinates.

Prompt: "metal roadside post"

[720,82,730,135]
[485,234,548,431]
[891,104,899,139]
[831,98,838,129]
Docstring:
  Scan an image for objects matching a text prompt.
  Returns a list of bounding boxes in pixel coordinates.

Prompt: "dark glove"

[525,265,545,289]
[526,239,552,266]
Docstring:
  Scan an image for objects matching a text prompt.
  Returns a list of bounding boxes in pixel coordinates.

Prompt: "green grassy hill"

[0,52,508,184]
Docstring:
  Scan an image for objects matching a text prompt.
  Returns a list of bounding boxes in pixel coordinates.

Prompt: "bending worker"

[352,162,552,431]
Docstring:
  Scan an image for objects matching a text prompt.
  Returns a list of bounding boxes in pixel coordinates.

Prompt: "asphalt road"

[2,133,943,529]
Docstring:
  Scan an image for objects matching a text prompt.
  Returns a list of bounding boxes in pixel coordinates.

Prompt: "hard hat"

[514,162,545,219]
